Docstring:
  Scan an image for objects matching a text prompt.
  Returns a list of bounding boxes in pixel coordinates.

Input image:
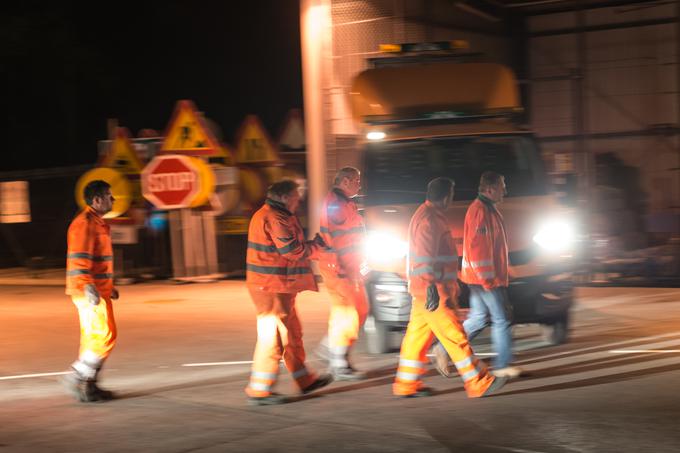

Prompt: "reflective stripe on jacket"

[318,188,366,279]
[407,201,458,299]
[460,196,509,288]
[66,207,114,298]
[246,199,319,293]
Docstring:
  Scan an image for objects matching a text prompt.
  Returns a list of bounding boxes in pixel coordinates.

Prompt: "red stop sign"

[141,155,201,209]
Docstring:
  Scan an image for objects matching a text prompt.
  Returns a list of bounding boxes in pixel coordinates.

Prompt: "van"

[351,49,576,353]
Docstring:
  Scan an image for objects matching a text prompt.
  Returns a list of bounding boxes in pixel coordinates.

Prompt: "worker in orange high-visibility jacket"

[60,180,119,403]
[393,177,507,398]
[459,171,521,379]
[317,167,369,381]
[245,179,333,406]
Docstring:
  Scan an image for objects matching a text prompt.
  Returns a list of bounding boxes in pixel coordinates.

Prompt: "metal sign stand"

[169,208,219,282]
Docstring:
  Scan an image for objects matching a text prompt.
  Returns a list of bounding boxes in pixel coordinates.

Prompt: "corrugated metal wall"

[528,2,680,237]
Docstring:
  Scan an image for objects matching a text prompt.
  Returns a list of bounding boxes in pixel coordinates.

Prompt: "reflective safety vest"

[246,199,319,293]
[407,201,458,299]
[460,196,509,288]
[318,188,366,280]
[66,207,114,298]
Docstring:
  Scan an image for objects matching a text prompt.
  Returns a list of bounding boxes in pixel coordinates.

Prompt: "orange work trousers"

[71,296,117,380]
[245,288,318,398]
[321,269,369,369]
[393,296,494,398]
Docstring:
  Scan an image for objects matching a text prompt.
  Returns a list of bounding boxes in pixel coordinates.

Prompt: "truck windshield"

[362,134,548,206]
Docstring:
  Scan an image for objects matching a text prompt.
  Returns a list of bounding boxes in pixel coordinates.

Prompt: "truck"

[350,46,576,353]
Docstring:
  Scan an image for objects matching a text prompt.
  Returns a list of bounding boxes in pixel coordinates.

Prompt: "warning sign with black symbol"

[101,128,145,177]
[160,100,231,161]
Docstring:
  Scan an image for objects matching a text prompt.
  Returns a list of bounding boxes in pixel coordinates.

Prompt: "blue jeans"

[463,285,513,369]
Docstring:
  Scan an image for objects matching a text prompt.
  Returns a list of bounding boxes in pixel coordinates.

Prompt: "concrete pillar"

[300,0,331,237]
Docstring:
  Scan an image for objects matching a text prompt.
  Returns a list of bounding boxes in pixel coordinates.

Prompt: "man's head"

[426,177,455,208]
[334,167,361,198]
[478,171,506,204]
[268,179,302,212]
[84,180,114,216]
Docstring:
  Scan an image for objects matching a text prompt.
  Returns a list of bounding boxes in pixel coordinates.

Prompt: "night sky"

[2,1,303,171]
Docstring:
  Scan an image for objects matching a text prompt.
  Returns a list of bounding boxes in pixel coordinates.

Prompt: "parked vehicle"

[350,45,576,353]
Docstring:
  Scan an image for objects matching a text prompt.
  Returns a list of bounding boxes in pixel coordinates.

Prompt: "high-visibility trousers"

[393,296,494,398]
[320,269,369,370]
[245,288,318,398]
[71,296,117,381]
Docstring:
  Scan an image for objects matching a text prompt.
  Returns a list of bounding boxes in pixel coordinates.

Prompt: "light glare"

[364,230,408,264]
[532,219,575,252]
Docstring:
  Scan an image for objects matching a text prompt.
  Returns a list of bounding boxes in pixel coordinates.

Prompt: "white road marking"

[610,349,680,354]
[517,337,680,371]
[515,331,680,365]
[480,445,548,453]
[426,352,497,358]
[182,361,253,367]
[0,371,70,381]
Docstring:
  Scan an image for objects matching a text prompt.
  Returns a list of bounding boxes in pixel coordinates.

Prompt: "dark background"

[1,0,303,171]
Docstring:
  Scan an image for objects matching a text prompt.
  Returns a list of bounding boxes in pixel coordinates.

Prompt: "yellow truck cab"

[351,49,576,353]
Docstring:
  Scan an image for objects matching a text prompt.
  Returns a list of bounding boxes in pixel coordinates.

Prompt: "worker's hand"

[111,288,119,300]
[359,261,370,277]
[482,280,495,292]
[84,284,100,306]
[426,283,440,312]
[445,297,458,311]
[312,233,328,248]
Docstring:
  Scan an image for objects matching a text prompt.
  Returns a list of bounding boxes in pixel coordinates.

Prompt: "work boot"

[331,367,367,381]
[429,343,454,378]
[492,366,523,379]
[481,376,508,398]
[248,393,288,406]
[85,381,115,402]
[400,387,434,398]
[59,372,88,402]
[302,373,334,394]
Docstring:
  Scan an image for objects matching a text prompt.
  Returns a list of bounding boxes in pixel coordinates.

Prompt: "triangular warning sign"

[234,115,280,164]
[278,109,305,151]
[101,128,145,176]
[160,100,231,160]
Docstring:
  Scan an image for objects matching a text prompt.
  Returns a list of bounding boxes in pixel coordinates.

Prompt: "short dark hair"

[84,180,111,206]
[267,179,300,199]
[479,171,504,192]
[426,177,454,202]
[334,166,359,186]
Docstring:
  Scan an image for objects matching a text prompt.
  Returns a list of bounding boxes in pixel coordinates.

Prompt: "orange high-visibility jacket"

[318,188,366,280]
[246,199,319,293]
[407,201,458,300]
[66,207,114,298]
[461,196,509,288]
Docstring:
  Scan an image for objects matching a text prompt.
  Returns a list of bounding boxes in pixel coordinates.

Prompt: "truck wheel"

[363,316,390,354]
[542,316,569,345]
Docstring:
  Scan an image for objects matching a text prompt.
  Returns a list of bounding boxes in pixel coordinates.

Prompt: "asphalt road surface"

[1,282,680,452]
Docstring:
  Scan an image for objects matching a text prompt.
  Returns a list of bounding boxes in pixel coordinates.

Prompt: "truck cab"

[350,53,576,353]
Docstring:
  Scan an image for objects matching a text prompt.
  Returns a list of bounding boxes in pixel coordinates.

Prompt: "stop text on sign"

[147,172,196,192]
[141,154,215,210]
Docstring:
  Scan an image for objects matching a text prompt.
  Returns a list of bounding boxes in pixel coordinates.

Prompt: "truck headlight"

[364,230,408,264]
[532,219,575,253]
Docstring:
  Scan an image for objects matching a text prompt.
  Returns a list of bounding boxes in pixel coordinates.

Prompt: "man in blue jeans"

[432,171,522,379]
